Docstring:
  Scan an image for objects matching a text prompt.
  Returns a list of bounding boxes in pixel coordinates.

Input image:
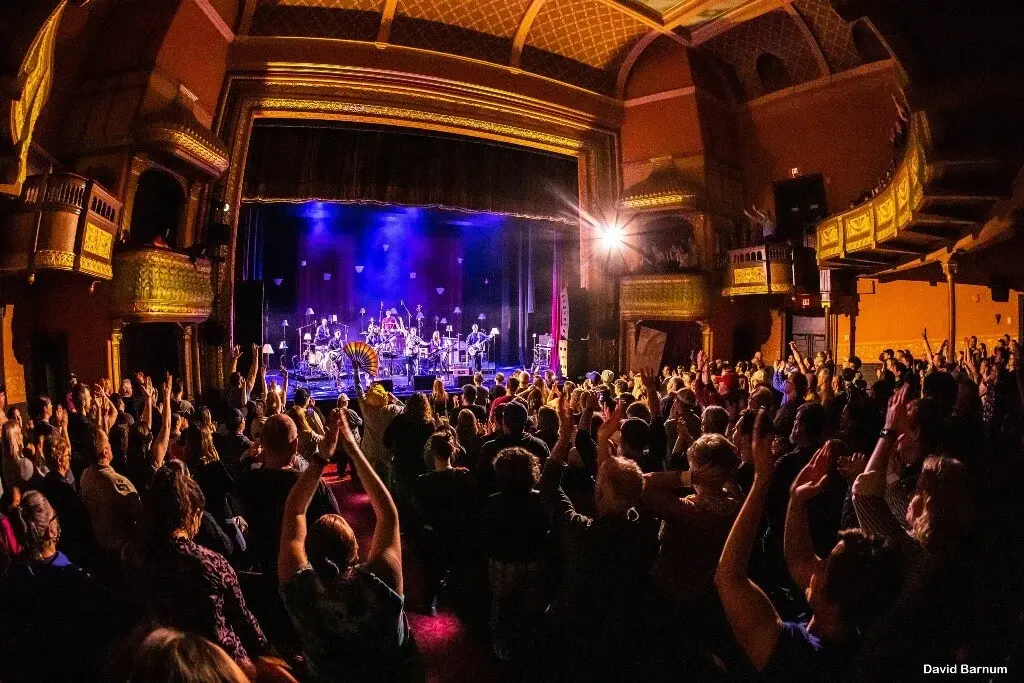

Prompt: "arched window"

[756,53,792,94]
[129,169,184,247]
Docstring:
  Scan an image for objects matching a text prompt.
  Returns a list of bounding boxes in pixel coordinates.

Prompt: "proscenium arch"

[210,65,622,386]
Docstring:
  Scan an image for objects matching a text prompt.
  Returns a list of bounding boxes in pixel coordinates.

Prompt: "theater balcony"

[110,247,213,324]
[0,172,120,282]
[814,114,1018,280]
[721,244,819,298]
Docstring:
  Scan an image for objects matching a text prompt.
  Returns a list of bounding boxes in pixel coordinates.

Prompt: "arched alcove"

[129,169,184,247]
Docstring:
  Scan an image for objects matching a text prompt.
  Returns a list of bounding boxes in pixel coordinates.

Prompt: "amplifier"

[452,366,471,377]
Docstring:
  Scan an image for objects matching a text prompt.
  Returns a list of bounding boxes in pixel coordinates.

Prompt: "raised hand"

[791,443,831,501]
[251,343,260,359]
[231,345,242,360]
[639,367,659,398]
[751,408,777,475]
[320,408,343,460]
[884,384,910,434]
[54,405,67,428]
[597,399,625,443]
[837,451,868,483]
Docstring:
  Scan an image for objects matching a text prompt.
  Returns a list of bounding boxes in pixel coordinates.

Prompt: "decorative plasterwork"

[621,157,702,212]
[136,92,230,178]
[619,272,710,320]
[111,247,214,322]
[0,1,67,196]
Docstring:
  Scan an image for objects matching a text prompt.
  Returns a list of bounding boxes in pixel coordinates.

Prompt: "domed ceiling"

[242,0,856,96]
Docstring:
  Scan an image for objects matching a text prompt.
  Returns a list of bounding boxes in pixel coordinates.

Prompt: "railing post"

[944,260,957,359]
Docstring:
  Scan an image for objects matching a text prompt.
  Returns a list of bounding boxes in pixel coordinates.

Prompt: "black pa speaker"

[233,281,265,348]
[560,286,590,340]
[457,375,475,388]
[413,375,436,391]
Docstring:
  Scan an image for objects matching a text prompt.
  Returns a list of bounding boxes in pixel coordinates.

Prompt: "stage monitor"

[457,375,475,388]
[374,379,394,393]
[413,375,437,391]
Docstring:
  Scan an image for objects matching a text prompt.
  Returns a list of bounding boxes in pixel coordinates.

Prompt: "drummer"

[365,320,383,346]
[327,329,344,353]
[381,308,405,333]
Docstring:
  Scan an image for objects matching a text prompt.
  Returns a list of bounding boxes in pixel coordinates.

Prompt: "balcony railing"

[722,244,818,297]
[815,119,927,268]
[111,247,213,323]
[0,173,121,281]
[619,271,710,320]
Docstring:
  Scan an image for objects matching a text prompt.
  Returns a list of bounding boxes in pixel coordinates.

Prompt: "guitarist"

[466,323,489,373]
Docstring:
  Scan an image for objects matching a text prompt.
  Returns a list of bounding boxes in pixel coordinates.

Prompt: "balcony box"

[111,246,213,323]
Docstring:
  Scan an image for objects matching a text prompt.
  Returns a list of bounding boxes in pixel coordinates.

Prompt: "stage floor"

[266,366,523,403]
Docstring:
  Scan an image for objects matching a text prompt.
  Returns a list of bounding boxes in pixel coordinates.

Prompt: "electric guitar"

[467,331,497,357]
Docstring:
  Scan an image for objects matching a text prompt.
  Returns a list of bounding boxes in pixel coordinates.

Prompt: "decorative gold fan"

[343,341,379,376]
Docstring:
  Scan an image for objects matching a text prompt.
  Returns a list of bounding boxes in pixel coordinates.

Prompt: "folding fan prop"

[343,341,379,376]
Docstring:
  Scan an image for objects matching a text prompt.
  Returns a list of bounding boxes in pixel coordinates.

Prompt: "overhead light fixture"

[273,278,283,286]
[409,272,417,279]
[382,244,390,252]
[436,287,445,295]
[305,308,314,316]
[600,223,624,250]
[478,313,486,321]
[301,260,307,267]
[355,265,364,273]
[323,273,332,281]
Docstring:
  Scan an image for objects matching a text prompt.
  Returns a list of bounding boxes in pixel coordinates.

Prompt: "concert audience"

[0,329,1020,682]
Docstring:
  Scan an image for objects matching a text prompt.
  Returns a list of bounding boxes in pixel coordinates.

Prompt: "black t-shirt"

[413,468,479,550]
[212,431,253,477]
[449,403,488,426]
[482,490,549,562]
[476,432,552,496]
[237,467,339,576]
[67,411,94,477]
[764,622,857,682]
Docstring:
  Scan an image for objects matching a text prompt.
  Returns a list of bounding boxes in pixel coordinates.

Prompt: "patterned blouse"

[141,537,267,662]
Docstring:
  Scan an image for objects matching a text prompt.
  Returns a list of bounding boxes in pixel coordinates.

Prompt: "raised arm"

[141,376,154,431]
[789,340,810,373]
[640,368,661,420]
[339,410,402,593]
[152,373,173,463]
[784,444,831,591]
[714,409,783,672]
[595,400,625,468]
[279,410,342,585]
[245,343,260,393]
[921,328,934,360]
[229,345,242,376]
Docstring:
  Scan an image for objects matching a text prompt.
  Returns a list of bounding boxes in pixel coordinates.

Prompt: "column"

[183,323,194,400]
[701,321,713,358]
[622,319,636,373]
[822,302,833,360]
[944,260,957,359]
[110,320,123,389]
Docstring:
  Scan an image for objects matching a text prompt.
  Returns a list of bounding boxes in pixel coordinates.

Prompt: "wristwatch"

[879,428,895,439]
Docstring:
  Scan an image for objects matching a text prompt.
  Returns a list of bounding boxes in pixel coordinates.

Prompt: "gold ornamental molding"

[620,157,702,213]
[0,172,120,281]
[137,92,230,179]
[619,272,710,320]
[815,117,926,265]
[0,1,68,196]
[111,247,214,323]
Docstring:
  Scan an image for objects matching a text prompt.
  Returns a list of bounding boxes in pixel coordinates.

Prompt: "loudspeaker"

[457,375,475,388]
[452,367,471,377]
[375,379,394,393]
[992,281,1010,303]
[233,281,265,348]
[560,286,590,340]
[413,375,436,391]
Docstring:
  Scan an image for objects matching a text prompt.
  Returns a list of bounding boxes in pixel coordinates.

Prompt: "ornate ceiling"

[243,0,874,98]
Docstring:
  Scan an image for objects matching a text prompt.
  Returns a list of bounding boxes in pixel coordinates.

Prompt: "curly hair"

[403,392,434,425]
[493,446,540,495]
[146,464,206,541]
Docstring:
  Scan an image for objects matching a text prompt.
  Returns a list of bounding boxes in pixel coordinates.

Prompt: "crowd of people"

[0,331,1021,681]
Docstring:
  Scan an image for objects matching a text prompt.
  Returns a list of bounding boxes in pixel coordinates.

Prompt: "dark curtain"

[241,121,580,223]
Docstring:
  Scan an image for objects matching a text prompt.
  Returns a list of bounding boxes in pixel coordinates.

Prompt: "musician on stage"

[466,323,488,373]
[314,317,331,348]
[327,330,344,353]
[365,320,383,346]
[381,308,405,333]
[404,326,424,381]
[428,330,445,372]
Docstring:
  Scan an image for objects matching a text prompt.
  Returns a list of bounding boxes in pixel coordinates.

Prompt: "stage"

[236,201,579,388]
[265,365,522,403]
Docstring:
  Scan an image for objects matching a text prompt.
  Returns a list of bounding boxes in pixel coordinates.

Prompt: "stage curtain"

[242,122,580,224]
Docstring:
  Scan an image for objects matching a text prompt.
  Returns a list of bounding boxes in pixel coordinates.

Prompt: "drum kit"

[294,302,475,385]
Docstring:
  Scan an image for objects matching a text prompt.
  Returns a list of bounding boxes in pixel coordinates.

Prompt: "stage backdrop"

[236,202,579,368]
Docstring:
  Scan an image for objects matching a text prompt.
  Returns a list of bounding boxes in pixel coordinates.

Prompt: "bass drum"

[305,349,324,367]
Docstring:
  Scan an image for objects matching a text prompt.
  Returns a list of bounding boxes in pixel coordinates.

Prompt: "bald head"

[262,413,298,468]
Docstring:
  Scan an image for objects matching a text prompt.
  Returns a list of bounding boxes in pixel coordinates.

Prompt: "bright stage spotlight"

[600,224,624,250]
